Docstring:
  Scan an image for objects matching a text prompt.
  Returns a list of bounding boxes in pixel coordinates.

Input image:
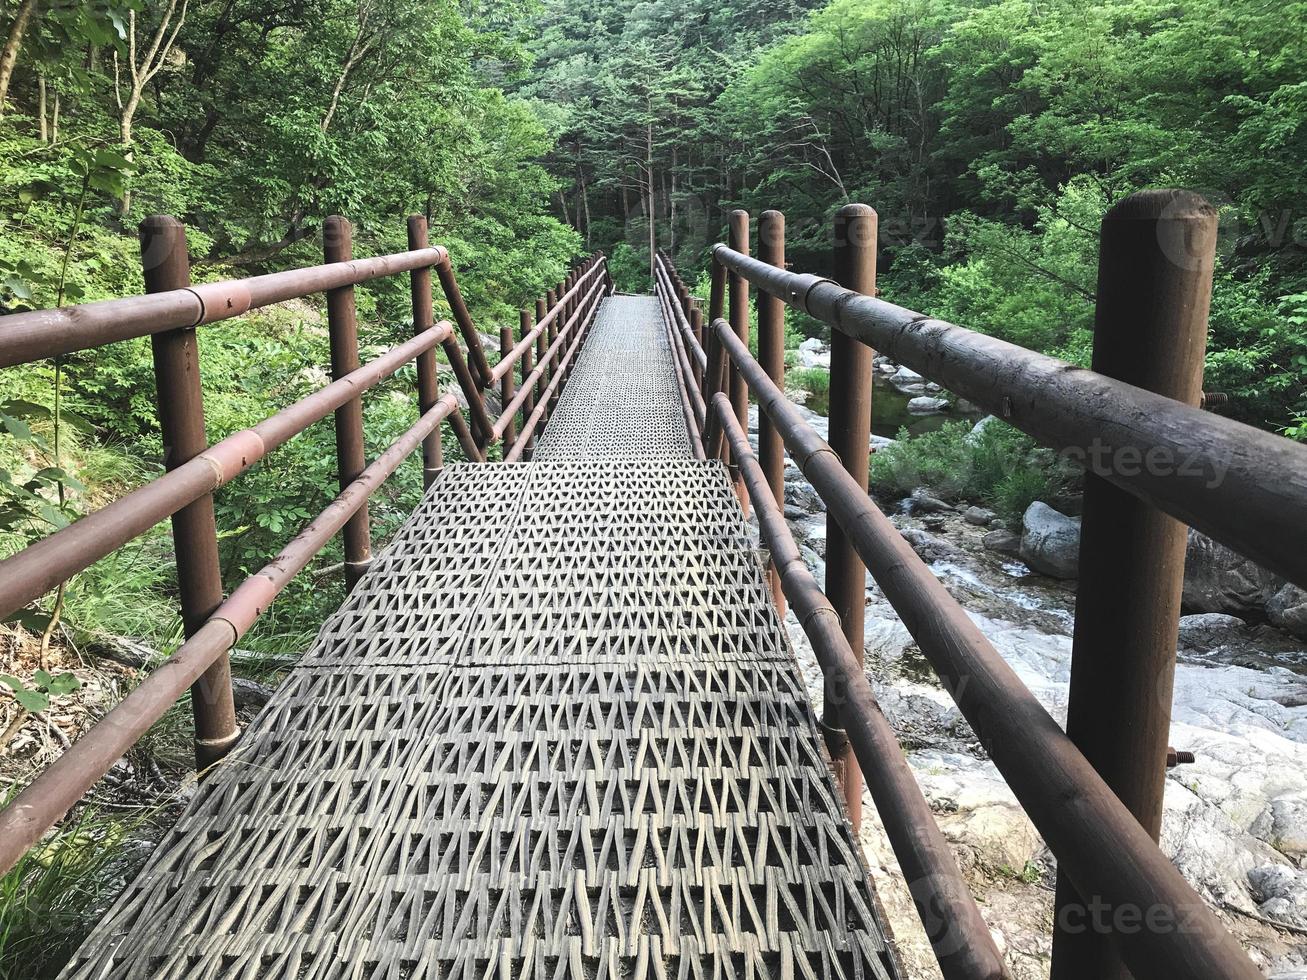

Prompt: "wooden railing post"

[139,215,239,770]
[323,215,372,591]
[535,295,549,426]
[1050,189,1217,980]
[727,209,750,509]
[823,203,877,832]
[689,303,705,392]
[406,215,443,488]
[520,308,535,456]
[500,325,517,456]
[758,209,787,613]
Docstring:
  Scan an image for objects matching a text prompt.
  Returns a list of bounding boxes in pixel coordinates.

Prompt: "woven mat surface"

[62,297,897,979]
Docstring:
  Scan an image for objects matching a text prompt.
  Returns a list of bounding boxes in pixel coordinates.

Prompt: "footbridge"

[1,195,1304,980]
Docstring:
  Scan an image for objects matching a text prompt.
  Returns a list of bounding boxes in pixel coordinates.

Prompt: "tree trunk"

[646,121,655,278]
[119,99,139,214]
[50,88,58,143]
[557,189,571,227]
[0,0,39,116]
[37,73,46,141]
[580,170,592,249]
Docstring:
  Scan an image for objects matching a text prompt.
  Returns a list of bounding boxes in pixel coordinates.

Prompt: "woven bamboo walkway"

[63,296,897,980]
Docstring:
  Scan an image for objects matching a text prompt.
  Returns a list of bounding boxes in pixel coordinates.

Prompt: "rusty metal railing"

[654,192,1300,980]
[0,213,608,876]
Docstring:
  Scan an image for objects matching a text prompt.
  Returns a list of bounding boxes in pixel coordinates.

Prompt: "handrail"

[491,256,607,383]
[0,393,460,872]
[0,323,453,621]
[0,210,604,882]
[713,391,1004,980]
[0,247,450,369]
[705,314,1259,980]
[493,270,607,439]
[709,242,1307,590]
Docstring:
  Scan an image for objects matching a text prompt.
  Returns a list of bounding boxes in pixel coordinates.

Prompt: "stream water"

[803,374,984,439]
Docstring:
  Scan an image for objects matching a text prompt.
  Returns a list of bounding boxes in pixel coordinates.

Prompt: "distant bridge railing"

[0,213,608,875]
[655,193,1303,980]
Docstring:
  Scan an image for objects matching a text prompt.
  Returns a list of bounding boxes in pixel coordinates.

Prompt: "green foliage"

[0,670,79,713]
[871,419,1069,522]
[0,800,145,976]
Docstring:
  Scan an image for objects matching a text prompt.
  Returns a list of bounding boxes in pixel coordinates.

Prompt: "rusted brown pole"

[757,209,788,612]
[323,216,372,590]
[1050,190,1217,980]
[823,203,877,832]
[535,295,549,423]
[140,215,239,770]
[712,318,1260,980]
[499,325,517,456]
[407,216,442,488]
[520,309,535,455]
[435,257,492,389]
[689,304,705,392]
[727,210,750,504]
[715,391,1007,980]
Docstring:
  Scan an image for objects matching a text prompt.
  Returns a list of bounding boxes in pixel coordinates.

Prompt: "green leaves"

[0,670,80,715]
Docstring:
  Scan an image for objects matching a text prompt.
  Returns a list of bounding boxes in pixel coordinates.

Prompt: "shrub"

[870,418,1069,522]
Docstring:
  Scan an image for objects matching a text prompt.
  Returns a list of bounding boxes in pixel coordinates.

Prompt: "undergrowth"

[870,419,1072,522]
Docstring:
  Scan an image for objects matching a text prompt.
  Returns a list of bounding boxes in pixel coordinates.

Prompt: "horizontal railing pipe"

[710,242,1307,589]
[714,392,1006,980]
[506,286,603,460]
[490,258,607,384]
[711,317,1261,980]
[0,393,459,875]
[0,247,450,369]
[0,324,453,622]
[493,274,605,439]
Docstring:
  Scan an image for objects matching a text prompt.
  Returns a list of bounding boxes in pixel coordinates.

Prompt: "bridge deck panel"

[61,296,897,980]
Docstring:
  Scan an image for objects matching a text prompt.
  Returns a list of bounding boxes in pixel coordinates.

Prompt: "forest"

[0,0,1305,973]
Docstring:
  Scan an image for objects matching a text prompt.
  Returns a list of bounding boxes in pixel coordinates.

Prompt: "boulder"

[1267,584,1307,640]
[982,529,1021,556]
[908,487,952,514]
[1177,613,1248,651]
[1019,502,1081,579]
[890,365,924,386]
[965,415,1004,444]
[907,395,950,413]
[1182,529,1283,615]
[963,506,997,527]
[899,527,964,562]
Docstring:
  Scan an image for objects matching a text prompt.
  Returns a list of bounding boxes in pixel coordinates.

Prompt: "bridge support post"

[689,303,704,393]
[536,296,549,427]
[323,216,372,591]
[727,209,750,511]
[823,203,877,833]
[757,210,788,614]
[500,326,517,456]
[140,215,240,770]
[1050,190,1217,980]
[520,309,535,456]
[407,216,443,488]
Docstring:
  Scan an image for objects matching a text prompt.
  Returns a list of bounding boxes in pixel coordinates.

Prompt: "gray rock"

[890,366,924,386]
[1268,583,1307,640]
[965,415,1004,444]
[963,506,997,527]
[909,487,952,514]
[1019,502,1081,579]
[1248,864,1307,928]
[907,395,950,413]
[1177,613,1248,651]
[799,337,824,353]
[899,527,964,562]
[982,529,1021,556]
[1182,529,1283,615]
